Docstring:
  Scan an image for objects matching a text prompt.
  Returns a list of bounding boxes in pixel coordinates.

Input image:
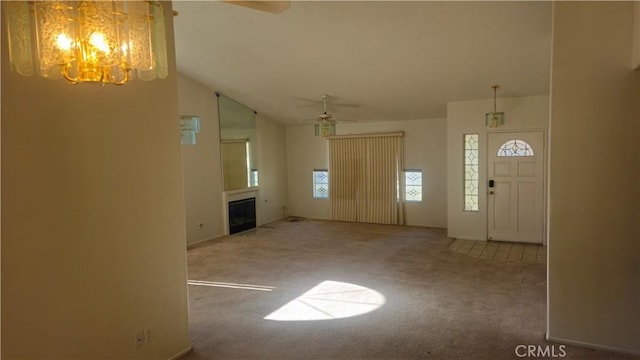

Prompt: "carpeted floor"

[182,219,635,360]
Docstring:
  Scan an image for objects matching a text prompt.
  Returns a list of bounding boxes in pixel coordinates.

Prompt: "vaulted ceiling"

[173,1,552,124]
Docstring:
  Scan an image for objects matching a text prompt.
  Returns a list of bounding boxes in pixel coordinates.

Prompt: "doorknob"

[489,190,495,195]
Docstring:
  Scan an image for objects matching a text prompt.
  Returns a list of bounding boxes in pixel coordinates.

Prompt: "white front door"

[487,132,544,244]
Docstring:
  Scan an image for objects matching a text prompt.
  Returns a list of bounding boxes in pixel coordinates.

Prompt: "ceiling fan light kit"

[486,84,505,128]
[315,122,336,137]
[314,94,337,137]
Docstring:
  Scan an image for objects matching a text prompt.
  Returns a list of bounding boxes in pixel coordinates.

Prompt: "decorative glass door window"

[313,169,329,199]
[497,139,534,157]
[404,170,423,202]
[464,134,479,211]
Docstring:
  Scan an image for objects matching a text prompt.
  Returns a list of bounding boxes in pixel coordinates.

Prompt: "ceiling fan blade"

[293,96,360,108]
[330,103,360,108]
[224,1,291,14]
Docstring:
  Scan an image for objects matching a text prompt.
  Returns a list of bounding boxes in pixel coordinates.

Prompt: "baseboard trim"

[260,216,285,226]
[447,234,486,241]
[547,336,640,356]
[167,345,193,360]
[186,234,225,249]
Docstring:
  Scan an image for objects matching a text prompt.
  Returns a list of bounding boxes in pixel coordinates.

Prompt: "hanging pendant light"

[4,1,168,85]
[314,121,336,137]
[485,84,505,128]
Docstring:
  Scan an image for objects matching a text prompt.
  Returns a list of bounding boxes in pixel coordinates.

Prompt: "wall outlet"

[198,223,204,229]
[135,331,145,348]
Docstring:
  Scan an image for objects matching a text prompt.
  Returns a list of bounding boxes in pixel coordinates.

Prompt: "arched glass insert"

[497,139,534,157]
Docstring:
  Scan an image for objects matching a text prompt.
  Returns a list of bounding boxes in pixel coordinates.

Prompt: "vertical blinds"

[328,132,404,225]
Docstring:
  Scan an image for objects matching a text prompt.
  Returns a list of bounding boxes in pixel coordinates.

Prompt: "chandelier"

[4,1,168,85]
[485,84,505,128]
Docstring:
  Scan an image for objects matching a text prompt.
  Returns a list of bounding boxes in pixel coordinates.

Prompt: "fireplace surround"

[222,187,259,235]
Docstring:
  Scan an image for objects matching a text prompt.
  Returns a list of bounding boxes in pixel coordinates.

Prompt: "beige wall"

[286,118,448,228]
[446,95,550,241]
[178,75,287,244]
[0,3,191,359]
[548,2,640,354]
[286,125,332,220]
[178,74,225,245]
[257,114,288,224]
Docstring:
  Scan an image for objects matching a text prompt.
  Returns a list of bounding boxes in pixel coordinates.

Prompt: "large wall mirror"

[217,93,258,191]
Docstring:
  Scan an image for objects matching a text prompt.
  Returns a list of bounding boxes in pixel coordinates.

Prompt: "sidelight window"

[464,134,479,211]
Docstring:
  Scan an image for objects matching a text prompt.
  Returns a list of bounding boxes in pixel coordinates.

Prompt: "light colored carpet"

[182,219,634,360]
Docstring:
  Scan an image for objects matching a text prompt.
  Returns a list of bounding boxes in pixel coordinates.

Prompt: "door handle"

[489,190,495,195]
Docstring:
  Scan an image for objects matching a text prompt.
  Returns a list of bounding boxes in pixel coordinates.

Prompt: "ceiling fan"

[317,94,335,123]
[223,0,291,14]
[306,94,357,136]
[302,94,357,124]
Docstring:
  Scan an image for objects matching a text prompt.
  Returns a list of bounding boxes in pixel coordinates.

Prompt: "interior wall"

[548,2,640,354]
[285,125,332,220]
[286,118,447,228]
[257,114,288,224]
[1,3,191,359]
[178,74,224,245]
[446,95,549,241]
[177,76,287,244]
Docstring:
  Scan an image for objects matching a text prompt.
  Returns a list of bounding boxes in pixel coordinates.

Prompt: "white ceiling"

[173,1,552,125]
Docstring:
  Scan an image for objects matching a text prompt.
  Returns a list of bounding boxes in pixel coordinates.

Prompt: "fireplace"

[228,197,257,234]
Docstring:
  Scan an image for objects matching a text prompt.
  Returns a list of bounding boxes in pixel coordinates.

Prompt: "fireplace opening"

[228,197,257,234]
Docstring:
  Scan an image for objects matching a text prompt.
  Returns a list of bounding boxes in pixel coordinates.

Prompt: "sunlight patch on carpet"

[264,280,385,321]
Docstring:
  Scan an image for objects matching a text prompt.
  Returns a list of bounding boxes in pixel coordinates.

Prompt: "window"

[464,134,479,211]
[313,169,329,199]
[250,169,259,187]
[497,139,534,157]
[404,170,422,202]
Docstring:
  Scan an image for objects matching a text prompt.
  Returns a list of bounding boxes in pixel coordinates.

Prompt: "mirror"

[217,93,258,191]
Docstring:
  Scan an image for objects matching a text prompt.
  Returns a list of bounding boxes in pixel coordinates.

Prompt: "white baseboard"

[547,336,640,356]
[447,234,486,241]
[260,216,285,226]
[186,234,225,248]
[167,345,193,360]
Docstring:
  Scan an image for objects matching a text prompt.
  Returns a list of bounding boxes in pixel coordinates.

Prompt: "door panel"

[494,162,512,177]
[518,162,535,177]
[517,182,536,231]
[493,181,511,229]
[488,132,544,244]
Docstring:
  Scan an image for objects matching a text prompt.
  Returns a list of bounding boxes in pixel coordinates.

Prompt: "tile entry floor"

[448,238,547,264]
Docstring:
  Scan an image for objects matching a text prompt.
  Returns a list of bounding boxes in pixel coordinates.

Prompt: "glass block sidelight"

[464,134,479,211]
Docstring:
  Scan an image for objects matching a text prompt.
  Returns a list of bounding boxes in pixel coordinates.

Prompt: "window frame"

[403,169,423,202]
[463,134,479,212]
[312,169,329,199]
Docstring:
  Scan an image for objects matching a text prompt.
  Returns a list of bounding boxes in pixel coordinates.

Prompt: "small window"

[313,169,329,199]
[250,169,259,187]
[464,134,479,211]
[404,170,423,202]
[497,139,534,157]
